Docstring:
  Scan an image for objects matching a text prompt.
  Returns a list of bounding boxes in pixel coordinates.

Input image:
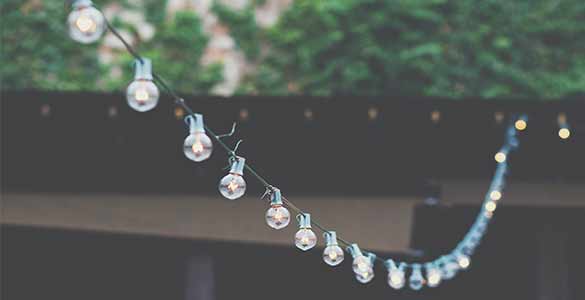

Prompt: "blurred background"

[1,1,585,300]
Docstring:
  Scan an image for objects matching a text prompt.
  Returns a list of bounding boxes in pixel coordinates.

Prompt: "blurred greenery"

[2,0,585,99]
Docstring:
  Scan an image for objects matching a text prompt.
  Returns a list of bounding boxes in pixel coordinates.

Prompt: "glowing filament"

[559,128,570,139]
[494,152,507,163]
[76,15,96,33]
[227,180,239,193]
[457,256,470,269]
[515,119,527,131]
[192,141,204,154]
[485,201,497,212]
[135,88,149,101]
[328,251,338,261]
[490,190,502,201]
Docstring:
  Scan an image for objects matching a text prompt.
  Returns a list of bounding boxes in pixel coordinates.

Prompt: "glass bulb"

[68,3,105,44]
[409,265,424,290]
[352,255,372,274]
[219,174,246,200]
[323,245,344,266]
[183,133,213,162]
[355,268,374,284]
[456,253,471,269]
[494,152,507,163]
[265,205,290,229]
[294,228,317,251]
[426,265,442,288]
[559,128,570,139]
[388,268,405,289]
[127,80,159,112]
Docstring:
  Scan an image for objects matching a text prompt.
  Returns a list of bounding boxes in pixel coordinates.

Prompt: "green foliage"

[1,0,584,99]
[239,0,585,98]
[0,1,222,94]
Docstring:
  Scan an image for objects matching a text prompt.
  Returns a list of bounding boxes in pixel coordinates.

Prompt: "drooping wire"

[84,2,522,273]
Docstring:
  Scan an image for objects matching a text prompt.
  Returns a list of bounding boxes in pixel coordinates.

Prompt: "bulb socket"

[347,244,363,258]
[229,156,246,176]
[324,231,338,246]
[270,188,283,206]
[72,0,94,9]
[384,259,398,270]
[187,114,206,134]
[296,213,311,229]
[133,58,154,81]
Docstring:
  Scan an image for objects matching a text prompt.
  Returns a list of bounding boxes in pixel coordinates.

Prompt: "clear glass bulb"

[183,133,213,162]
[456,253,471,269]
[355,268,374,284]
[352,255,372,274]
[388,268,405,289]
[218,174,246,200]
[294,228,317,251]
[68,3,105,44]
[409,265,424,290]
[126,80,159,112]
[265,205,290,229]
[426,265,442,288]
[323,245,344,266]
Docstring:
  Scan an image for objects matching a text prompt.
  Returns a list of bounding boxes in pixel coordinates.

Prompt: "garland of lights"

[67,0,528,290]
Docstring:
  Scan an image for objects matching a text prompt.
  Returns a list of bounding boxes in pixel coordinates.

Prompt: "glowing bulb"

[385,260,406,289]
[183,114,213,162]
[68,0,105,44]
[127,58,159,112]
[494,151,507,163]
[294,214,317,251]
[455,253,471,269]
[485,201,497,212]
[559,128,570,140]
[425,263,442,288]
[322,232,344,266]
[265,189,290,229]
[355,269,374,284]
[409,264,424,290]
[489,190,502,201]
[515,119,527,131]
[219,157,246,200]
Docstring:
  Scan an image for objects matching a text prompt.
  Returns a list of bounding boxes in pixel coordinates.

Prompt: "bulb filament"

[76,16,96,33]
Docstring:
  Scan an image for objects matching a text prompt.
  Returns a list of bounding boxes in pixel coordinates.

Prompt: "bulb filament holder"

[133,58,153,81]
[324,231,338,246]
[228,156,246,176]
[185,114,205,134]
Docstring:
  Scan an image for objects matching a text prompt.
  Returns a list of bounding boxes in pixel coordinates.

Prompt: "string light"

[294,214,317,251]
[489,190,502,201]
[67,0,105,44]
[558,113,571,140]
[126,58,159,112]
[514,116,527,131]
[265,189,290,230]
[218,157,247,200]
[322,231,344,266]
[425,262,442,288]
[68,4,531,291]
[385,260,406,289]
[409,264,424,290]
[183,114,213,162]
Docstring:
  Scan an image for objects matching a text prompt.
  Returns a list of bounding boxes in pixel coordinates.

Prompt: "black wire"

[78,2,520,267]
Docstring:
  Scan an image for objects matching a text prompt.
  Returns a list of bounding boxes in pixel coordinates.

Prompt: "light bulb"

[127,58,159,112]
[219,157,246,200]
[385,260,406,289]
[294,214,317,251]
[485,201,497,213]
[409,264,424,290]
[68,0,105,44]
[348,244,374,273]
[322,232,344,266]
[265,189,290,229]
[425,263,442,288]
[515,119,527,131]
[183,114,213,162]
[438,255,459,280]
[559,128,570,140]
[494,151,507,163]
[489,190,502,201]
[455,252,471,270]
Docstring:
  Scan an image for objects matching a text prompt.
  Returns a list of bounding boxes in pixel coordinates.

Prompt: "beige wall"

[1,181,583,252]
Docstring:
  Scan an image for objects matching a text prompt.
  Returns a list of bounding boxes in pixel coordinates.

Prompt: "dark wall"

[3,205,584,300]
[2,91,584,197]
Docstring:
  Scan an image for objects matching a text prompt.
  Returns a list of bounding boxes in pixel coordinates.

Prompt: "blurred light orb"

[68,1,105,44]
